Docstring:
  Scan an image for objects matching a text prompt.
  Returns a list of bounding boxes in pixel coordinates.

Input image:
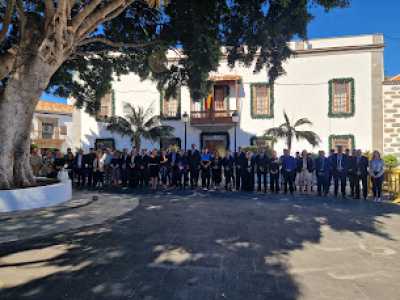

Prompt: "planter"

[0,180,72,213]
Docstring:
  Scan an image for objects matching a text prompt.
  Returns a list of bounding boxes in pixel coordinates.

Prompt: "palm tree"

[264,111,320,153]
[106,103,174,150]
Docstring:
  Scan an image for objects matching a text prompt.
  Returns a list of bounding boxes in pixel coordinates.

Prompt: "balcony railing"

[190,110,236,125]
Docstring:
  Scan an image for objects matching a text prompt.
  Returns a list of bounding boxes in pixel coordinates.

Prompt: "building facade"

[383,75,400,157]
[31,100,74,152]
[72,34,385,155]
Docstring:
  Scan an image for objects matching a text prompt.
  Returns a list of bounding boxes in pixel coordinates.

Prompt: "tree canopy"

[0,0,349,114]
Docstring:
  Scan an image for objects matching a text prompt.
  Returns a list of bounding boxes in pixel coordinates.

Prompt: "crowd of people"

[30,144,386,202]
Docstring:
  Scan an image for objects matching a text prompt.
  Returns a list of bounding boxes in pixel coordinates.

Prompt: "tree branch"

[0,48,16,80]
[44,0,55,28]
[78,36,158,48]
[70,0,102,32]
[0,0,15,44]
[76,0,135,40]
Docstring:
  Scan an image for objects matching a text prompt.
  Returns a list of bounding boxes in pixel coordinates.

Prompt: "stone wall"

[383,82,400,157]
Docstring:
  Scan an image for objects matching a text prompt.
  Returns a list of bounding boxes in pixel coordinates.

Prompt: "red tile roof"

[35,100,73,115]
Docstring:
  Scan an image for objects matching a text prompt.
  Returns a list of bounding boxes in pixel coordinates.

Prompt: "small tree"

[106,103,173,150]
[265,111,320,153]
[383,154,399,170]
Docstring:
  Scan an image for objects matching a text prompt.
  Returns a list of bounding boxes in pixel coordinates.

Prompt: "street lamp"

[232,111,240,152]
[182,112,189,151]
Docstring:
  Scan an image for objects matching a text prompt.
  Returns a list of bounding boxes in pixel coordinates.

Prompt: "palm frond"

[145,125,174,141]
[294,118,313,128]
[106,116,134,137]
[295,130,321,147]
[144,115,161,128]
[265,127,288,139]
[283,111,291,128]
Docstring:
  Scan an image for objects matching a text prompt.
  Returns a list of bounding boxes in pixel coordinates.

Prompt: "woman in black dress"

[149,149,161,190]
[160,150,170,189]
[211,151,223,190]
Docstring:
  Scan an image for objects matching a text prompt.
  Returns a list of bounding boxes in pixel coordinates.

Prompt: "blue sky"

[42,0,399,103]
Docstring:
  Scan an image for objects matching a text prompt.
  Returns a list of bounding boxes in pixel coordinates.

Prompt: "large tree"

[0,0,348,189]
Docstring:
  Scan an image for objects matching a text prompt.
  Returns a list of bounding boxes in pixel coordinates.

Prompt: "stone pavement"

[0,190,139,244]
[1,190,400,300]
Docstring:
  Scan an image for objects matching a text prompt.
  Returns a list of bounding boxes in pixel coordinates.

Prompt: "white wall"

[74,34,382,155]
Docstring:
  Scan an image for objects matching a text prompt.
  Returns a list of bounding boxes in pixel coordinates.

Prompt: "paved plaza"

[1,190,400,300]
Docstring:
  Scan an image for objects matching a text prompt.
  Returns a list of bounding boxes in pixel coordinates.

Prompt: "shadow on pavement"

[0,191,399,300]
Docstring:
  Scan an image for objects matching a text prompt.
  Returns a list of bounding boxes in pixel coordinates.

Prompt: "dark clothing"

[352,156,369,199]
[120,153,130,186]
[281,155,296,194]
[84,153,96,187]
[315,157,331,196]
[177,156,189,188]
[269,157,280,193]
[240,156,255,192]
[222,155,235,190]
[296,157,314,173]
[256,154,269,192]
[211,157,223,186]
[235,152,246,191]
[200,155,212,189]
[74,154,85,186]
[372,176,384,198]
[149,155,161,178]
[188,150,201,188]
[331,154,349,197]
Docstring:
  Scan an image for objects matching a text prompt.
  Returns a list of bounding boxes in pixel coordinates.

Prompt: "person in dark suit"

[327,149,336,192]
[347,149,357,198]
[120,148,130,187]
[256,149,269,193]
[84,148,96,188]
[74,149,85,187]
[222,150,235,191]
[168,148,181,188]
[269,151,280,193]
[131,148,141,188]
[352,149,369,200]
[188,144,201,188]
[241,151,255,192]
[315,150,331,196]
[235,148,246,191]
[140,149,150,188]
[331,146,349,198]
[280,149,297,195]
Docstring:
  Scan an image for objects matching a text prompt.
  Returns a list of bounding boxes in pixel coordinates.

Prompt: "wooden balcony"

[190,110,236,126]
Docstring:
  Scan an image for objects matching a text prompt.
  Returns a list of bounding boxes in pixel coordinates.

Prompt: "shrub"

[383,154,399,169]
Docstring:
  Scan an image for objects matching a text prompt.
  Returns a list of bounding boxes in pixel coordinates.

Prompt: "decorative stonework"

[383,83,400,157]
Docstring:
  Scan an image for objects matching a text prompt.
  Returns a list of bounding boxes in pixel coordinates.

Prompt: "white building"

[72,34,385,155]
[31,100,74,152]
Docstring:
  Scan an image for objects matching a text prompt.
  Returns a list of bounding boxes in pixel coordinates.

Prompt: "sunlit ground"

[1,191,400,299]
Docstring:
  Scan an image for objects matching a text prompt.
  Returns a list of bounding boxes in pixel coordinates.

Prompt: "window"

[251,83,273,118]
[60,125,67,136]
[160,137,181,150]
[161,89,181,119]
[42,123,54,139]
[250,136,274,149]
[95,138,115,151]
[329,78,355,117]
[329,135,355,151]
[97,91,114,120]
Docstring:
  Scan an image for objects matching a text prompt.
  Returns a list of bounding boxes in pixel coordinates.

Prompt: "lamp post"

[231,111,240,152]
[182,112,189,151]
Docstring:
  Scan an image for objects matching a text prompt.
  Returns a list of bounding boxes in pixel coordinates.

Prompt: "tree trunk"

[133,135,141,151]
[287,134,292,154]
[0,58,57,189]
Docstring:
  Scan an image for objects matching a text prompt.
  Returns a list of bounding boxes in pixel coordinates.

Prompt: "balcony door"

[213,85,229,112]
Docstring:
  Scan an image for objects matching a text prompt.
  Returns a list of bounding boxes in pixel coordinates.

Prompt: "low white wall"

[0,180,72,213]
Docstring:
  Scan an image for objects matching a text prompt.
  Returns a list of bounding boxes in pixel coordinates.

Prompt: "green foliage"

[1,0,350,114]
[265,111,321,152]
[383,154,399,169]
[106,103,174,149]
